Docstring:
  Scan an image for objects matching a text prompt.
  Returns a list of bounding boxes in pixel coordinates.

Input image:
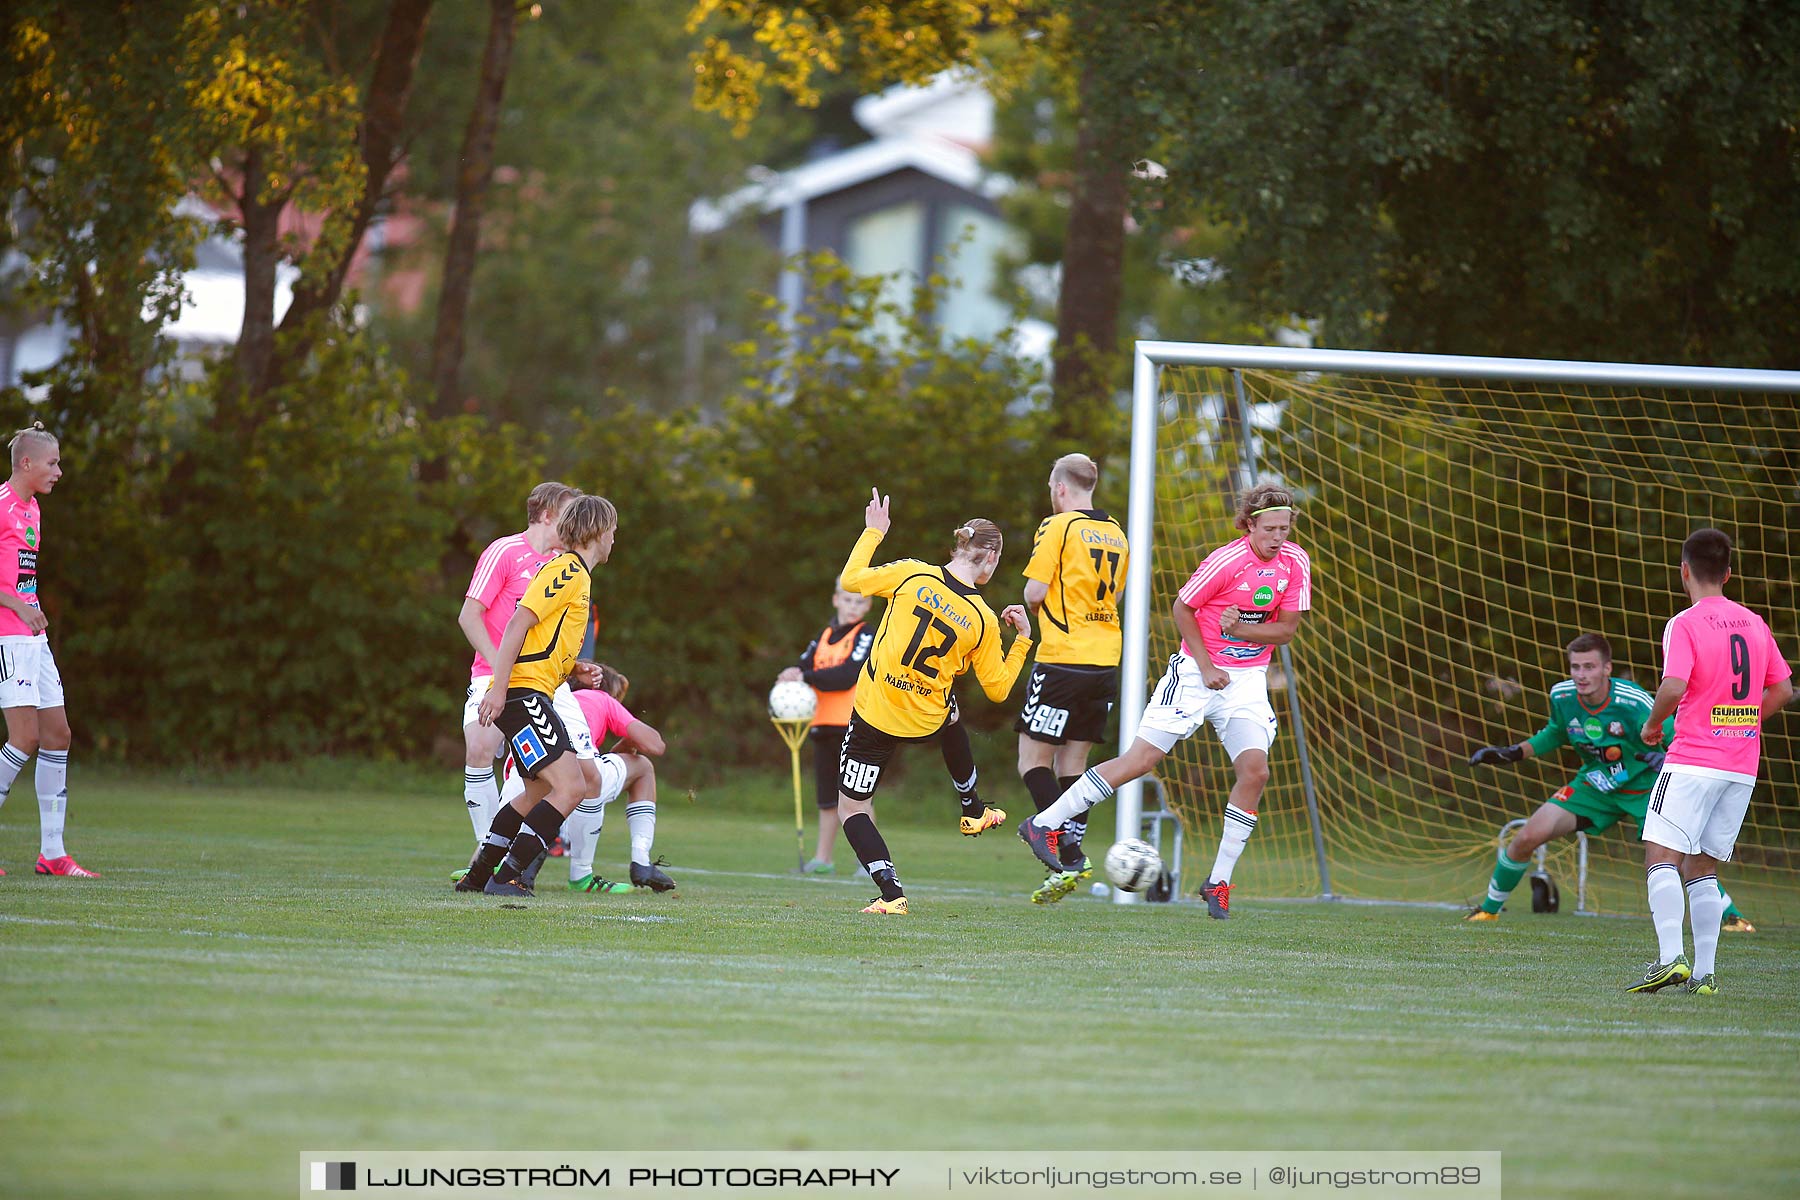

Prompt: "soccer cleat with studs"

[1016,818,1063,872]
[1721,916,1756,933]
[1683,973,1718,995]
[1031,869,1081,905]
[959,806,1007,836]
[1463,908,1500,922]
[630,858,677,892]
[1625,955,1691,993]
[1202,878,1233,920]
[860,895,908,915]
[568,874,630,894]
[483,876,534,898]
[35,854,99,878]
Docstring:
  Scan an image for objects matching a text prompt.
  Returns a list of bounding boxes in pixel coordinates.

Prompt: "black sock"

[468,805,525,880]
[495,801,564,885]
[1059,775,1089,865]
[842,812,903,899]
[1023,766,1060,813]
[940,722,982,817]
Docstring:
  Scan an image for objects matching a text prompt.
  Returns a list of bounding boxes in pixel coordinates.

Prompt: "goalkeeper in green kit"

[1464,633,1754,928]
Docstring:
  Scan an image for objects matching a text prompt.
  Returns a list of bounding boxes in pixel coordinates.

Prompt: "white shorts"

[1641,765,1754,861]
[464,676,595,759]
[0,635,65,710]
[1135,654,1278,759]
[503,751,628,807]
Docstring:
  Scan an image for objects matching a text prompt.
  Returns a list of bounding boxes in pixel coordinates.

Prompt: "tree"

[429,0,522,421]
[1,3,202,390]
[276,0,434,371]
[1144,0,1800,367]
[685,0,1140,428]
[183,2,363,410]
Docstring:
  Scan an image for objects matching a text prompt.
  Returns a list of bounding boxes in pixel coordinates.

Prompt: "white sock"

[1032,768,1112,828]
[0,742,30,811]
[626,800,656,866]
[567,802,604,880]
[1209,803,1257,885]
[1646,862,1686,963]
[1686,873,1726,977]
[36,747,67,858]
[462,767,498,841]
[498,765,525,808]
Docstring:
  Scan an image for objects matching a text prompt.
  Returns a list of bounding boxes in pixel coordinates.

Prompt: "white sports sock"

[0,742,30,811]
[1686,873,1726,977]
[1646,863,1686,963]
[462,767,498,841]
[1209,803,1257,885]
[36,747,67,858]
[567,802,604,880]
[1032,767,1112,829]
[625,800,656,866]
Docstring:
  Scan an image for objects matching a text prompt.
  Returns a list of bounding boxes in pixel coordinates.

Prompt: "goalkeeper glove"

[1636,749,1667,771]
[1469,744,1526,767]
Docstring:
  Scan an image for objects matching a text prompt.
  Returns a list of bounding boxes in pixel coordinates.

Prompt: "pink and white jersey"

[575,689,636,744]
[1176,537,1312,668]
[465,532,556,679]
[0,483,43,638]
[1662,596,1791,778]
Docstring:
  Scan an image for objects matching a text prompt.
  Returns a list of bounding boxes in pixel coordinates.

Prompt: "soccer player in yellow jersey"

[835,487,1034,914]
[457,495,618,897]
[1014,453,1129,903]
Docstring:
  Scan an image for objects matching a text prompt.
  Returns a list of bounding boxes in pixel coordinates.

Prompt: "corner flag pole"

[772,717,811,871]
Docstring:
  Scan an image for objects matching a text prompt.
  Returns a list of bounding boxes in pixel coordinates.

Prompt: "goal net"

[1118,344,1800,922]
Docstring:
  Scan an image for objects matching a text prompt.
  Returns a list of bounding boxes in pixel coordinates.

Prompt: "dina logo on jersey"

[23,526,36,549]
[1252,585,1275,606]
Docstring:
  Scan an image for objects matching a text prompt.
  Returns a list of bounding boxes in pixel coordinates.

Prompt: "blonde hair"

[9,422,56,468]
[526,481,580,524]
[1235,483,1295,532]
[952,518,1003,559]
[1049,453,1099,493]
[557,494,617,548]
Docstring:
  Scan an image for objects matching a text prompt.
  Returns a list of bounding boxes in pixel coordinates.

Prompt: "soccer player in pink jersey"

[455,482,584,843]
[498,667,672,892]
[1627,528,1792,995]
[0,423,94,878]
[1020,484,1311,918]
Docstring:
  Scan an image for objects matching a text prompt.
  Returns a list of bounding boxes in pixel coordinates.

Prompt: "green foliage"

[0,327,541,763]
[568,255,1054,769]
[1140,0,1800,366]
[376,0,788,425]
[1,2,207,385]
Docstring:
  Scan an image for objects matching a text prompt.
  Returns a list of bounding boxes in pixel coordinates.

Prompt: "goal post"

[1118,342,1800,915]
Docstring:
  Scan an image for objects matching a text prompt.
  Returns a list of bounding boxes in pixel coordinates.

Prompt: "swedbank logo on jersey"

[1080,526,1125,550]
[913,585,973,631]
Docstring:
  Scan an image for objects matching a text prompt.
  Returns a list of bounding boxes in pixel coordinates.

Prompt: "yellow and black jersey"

[509,551,591,695]
[1023,508,1128,666]
[839,527,1032,738]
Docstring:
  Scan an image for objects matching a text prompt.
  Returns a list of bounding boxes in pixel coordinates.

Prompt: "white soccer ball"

[768,680,818,721]
[1104,838,1164,893]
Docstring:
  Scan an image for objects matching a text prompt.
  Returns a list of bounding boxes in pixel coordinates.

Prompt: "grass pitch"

[1,767,1797,1199]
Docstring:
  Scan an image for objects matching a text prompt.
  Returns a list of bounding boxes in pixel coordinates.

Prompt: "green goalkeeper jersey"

[1524,678,1673,794]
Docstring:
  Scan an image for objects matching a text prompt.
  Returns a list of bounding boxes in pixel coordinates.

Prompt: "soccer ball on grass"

[768,680,817,721]
[1104,838,1164,893]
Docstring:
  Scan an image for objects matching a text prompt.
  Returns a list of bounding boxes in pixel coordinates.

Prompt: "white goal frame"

[1116,341,1800,905]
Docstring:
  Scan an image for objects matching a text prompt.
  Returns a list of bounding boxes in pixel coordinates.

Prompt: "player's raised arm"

[838,487,908,596]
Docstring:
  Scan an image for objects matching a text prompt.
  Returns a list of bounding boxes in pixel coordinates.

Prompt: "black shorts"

[494,688,574,780]
[1014,662,1118,745]
[838,710,941,803]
